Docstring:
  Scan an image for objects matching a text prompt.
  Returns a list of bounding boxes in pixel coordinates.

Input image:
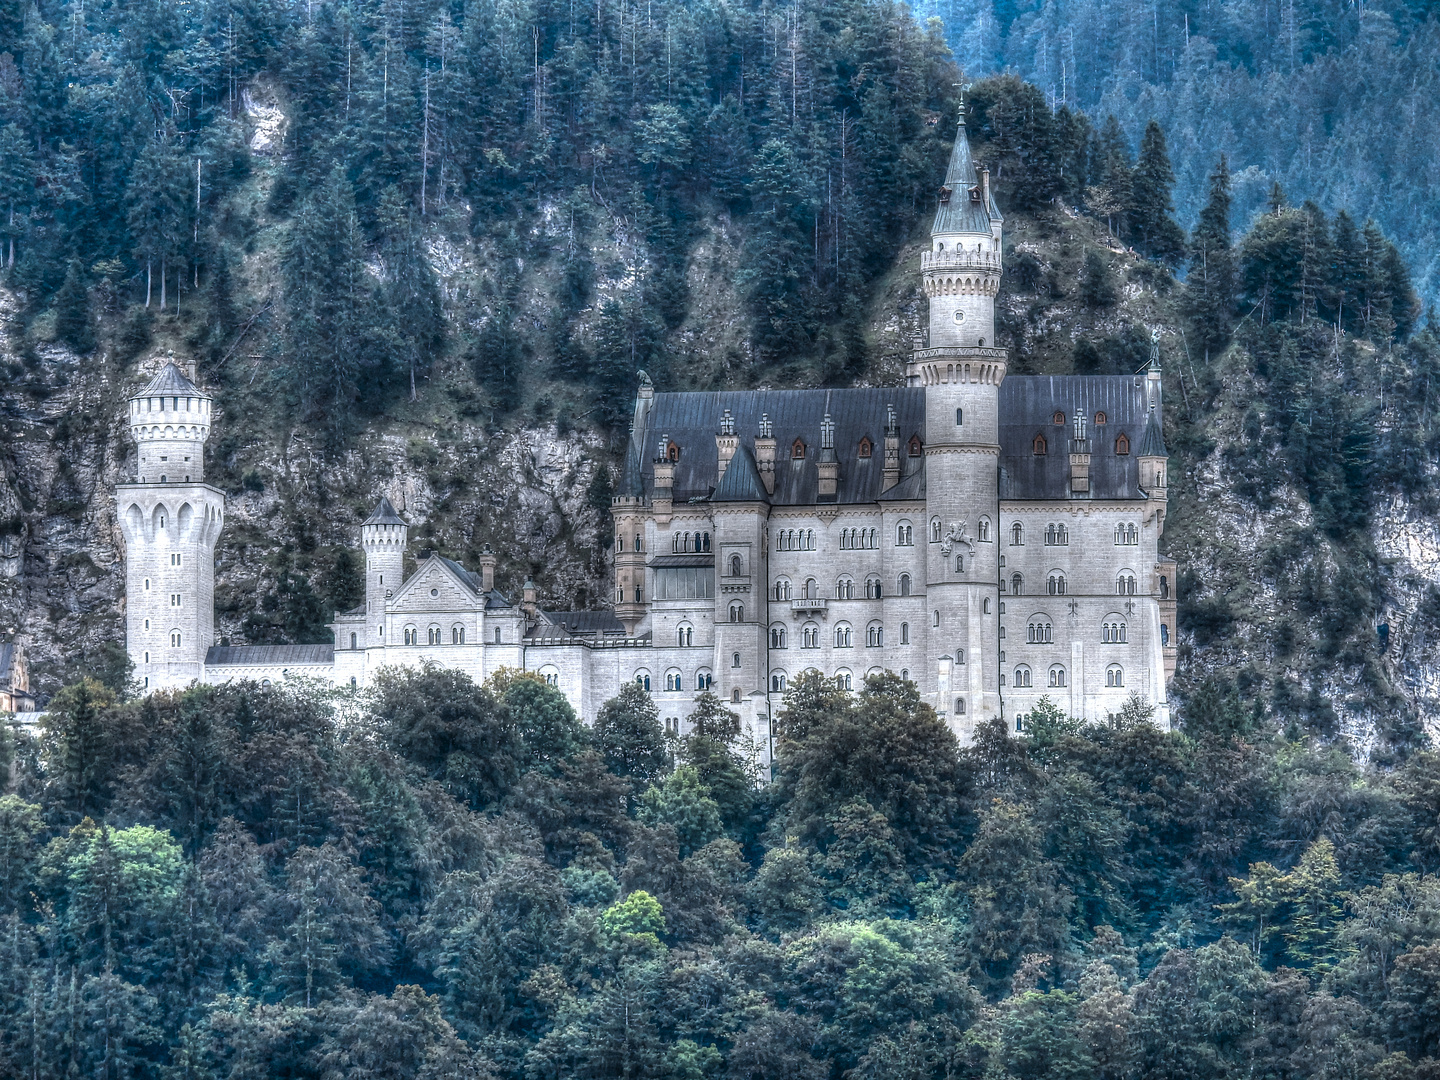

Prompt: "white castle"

[118,117,1177,745]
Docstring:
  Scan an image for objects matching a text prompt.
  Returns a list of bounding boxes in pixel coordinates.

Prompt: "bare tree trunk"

[161,254,167,310]
[146,259,152,308]
[420,66,430,216]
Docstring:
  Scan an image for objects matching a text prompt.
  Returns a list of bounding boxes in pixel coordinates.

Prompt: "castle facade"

[118,118,1177,744]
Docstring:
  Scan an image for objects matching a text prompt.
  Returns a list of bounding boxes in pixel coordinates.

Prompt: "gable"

[389,557,482,615]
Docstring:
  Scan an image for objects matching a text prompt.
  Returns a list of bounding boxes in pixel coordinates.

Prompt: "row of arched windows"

[1007,571,1140,595]
[1004,664,1133,690]
[671,531,712,553]
[636,669,715,693]
[1006,521,1140,546]
[402,625,469,645]
[774,575,913,600]
[1031,433,1132,456]
[777,529,816,551]
[840,528,878,549]
[770,620,908,649]
[929,517,993,543]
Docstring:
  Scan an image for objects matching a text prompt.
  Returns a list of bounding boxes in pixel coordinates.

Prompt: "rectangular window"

[170,553,181,566]
[652,567,715,600]
[170,593,181,606]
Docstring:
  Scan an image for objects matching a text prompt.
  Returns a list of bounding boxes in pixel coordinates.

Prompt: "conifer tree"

[1127,120,1186,266]
[52,259,94,353]
[1183,156,1237,357]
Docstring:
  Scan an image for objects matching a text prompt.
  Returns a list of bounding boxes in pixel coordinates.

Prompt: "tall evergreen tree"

[1183,155,1236,358]
[1127,120,1186,266]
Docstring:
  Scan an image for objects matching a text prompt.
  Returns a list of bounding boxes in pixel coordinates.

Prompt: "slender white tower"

[361,497,407,651]
[117,362,225,691]
[912,109,1006,736]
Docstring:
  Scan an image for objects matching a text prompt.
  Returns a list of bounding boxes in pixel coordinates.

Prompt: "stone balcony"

[920,249,1002,273]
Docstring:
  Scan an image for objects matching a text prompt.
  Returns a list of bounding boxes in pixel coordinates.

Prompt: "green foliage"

[636,766,722,858]
[593,682,669,796]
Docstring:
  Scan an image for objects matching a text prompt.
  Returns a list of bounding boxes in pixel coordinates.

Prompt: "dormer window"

[938,185,951,204]
[667,442,680,462]
[969,186,981,202]
[1053,411,1066,425]
[1094,411,1107,425]
[908,436,922,457]
[1033,434,1047,456]
[791,439,806,460]
[1115,434,1130,455]
[857,437,873,459]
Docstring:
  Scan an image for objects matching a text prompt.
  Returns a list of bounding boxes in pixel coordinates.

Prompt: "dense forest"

[917,0,1440,303]
[10,669,1440,1077]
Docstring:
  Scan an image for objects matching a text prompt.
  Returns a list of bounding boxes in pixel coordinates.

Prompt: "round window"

[430,588,439,597]
[953,310,966,323]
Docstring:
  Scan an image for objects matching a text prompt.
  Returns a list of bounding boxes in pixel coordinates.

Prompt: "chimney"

[522,578,538,622]
[1069,412,1091,497]
[479,543,496,593]
[882,404,901,492]
[981,167,991,212]
[716,408,738,485]
[754,413,776,495]
[652,433,674,523]
[817,412,838,500]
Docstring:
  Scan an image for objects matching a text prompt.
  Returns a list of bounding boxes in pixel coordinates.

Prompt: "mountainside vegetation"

[6,670,1440,1078]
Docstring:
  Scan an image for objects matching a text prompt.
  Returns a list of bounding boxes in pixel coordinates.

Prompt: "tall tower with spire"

[116,362,225,691]
[913,107,1006,732]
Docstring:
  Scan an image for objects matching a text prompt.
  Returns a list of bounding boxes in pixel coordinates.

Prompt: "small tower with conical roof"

[117,361,225,691]
[361,497,408,649]
[913,104,1006,733]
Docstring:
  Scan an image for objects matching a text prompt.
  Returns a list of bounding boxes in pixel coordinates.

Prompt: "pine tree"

[1127,121,1186,266]
[1182,156,1236,359]
[52,259,94,353]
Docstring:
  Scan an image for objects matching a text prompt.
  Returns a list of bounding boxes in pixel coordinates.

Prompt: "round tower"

[117,361,225,691]
[911,110,1007,736]
[361,498,408,648]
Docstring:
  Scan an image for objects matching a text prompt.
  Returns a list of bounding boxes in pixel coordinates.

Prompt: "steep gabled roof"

[362,497,407,527]
[205,644,335,666]
[138,362,205,397]
[712,445,769,503]
[1137,409,1169,457]
[878,463,926,502]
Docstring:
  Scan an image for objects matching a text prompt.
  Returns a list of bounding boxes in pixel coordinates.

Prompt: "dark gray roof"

[0,643,14,687]
[713,446,768,503]
[932,120,999,235]
[435,555,483,594]
[205,644,336,666]
[637,389,926,506]
[649,554,715,568]
[878,464,927,501]
[485,589,513,610]
[362,497,407,527]
[541,610,627,636]
[1137,409,1169,457]
[998,375,1152,500]
[138,362,205,397]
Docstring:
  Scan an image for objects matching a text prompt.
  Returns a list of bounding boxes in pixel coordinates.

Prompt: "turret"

[118,360,225,691]
[479,543,497,593]
[361,497,408,648]
[129,362,213,483]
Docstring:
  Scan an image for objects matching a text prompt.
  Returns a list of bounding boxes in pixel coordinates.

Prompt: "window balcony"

[791,597,828,614]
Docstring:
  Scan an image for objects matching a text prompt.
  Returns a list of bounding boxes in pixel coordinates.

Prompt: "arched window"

[1161,623,1170,645]
[495,627,503,644]
[452,626,466,644]
[1047,573,1066,595]
[804,578,818,599]
[701,532,712,552]
[931,517,943,543]
[866,576,882,599]
[1048,665,1067,688]
[636,672,652,691]
[867,623,883,647]
[834,577,853,600]
[774,579,792,601]
[1011,573,1023,595]
[1053,411,1066,425]
[900,622,910,645]
[1095,411,1107,425]
[697,671,713,691]
[901,668,910,681]
[802,624,820,649]
[170,630,182,648]
[665,670,683,692]
[770,625,787,649]
[1027,618,1053,644]
[404,626,418,645]
[667,442,680,461]
[866,528,877,548]
[1101,618,1128,644]
[540,666,560,687]
[908,435,923,457]
[1117,572,1136,595]
[1115,522,1139,545]
[1014,665,1033,688]
[955,555,964,573]
[837,669,853,690]
[730,554,743,576]
[792,438,806,459]
[933,610,941,627]
[978,517,990,542]
[771,672,787,693]
[1012,522,1024,545]
[898,574,912,597]
[350,633,357,649]
[1160,575,1170,599]
[897,521,913,546]
[858,437,873,458]
[729,602,744,623]
[1115,433,1130,455]
[954,697,966,714]
[732,689,742,703]
[956,408,964,426]
[1106,664,1124,687]
[428,626,442,646]
[677,624,694,647]
[1033,434,1047,456]
[732,652,741,668]
[834,624,853,648]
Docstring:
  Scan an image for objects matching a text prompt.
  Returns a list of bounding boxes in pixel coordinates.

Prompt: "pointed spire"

[362,496,407,527]
[932,113,998,236]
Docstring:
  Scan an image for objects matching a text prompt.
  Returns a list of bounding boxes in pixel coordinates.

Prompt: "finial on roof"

[637,369,652,388]
[1148,329,1161,374]
[656,433,670,462]
[885,404,898,437]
